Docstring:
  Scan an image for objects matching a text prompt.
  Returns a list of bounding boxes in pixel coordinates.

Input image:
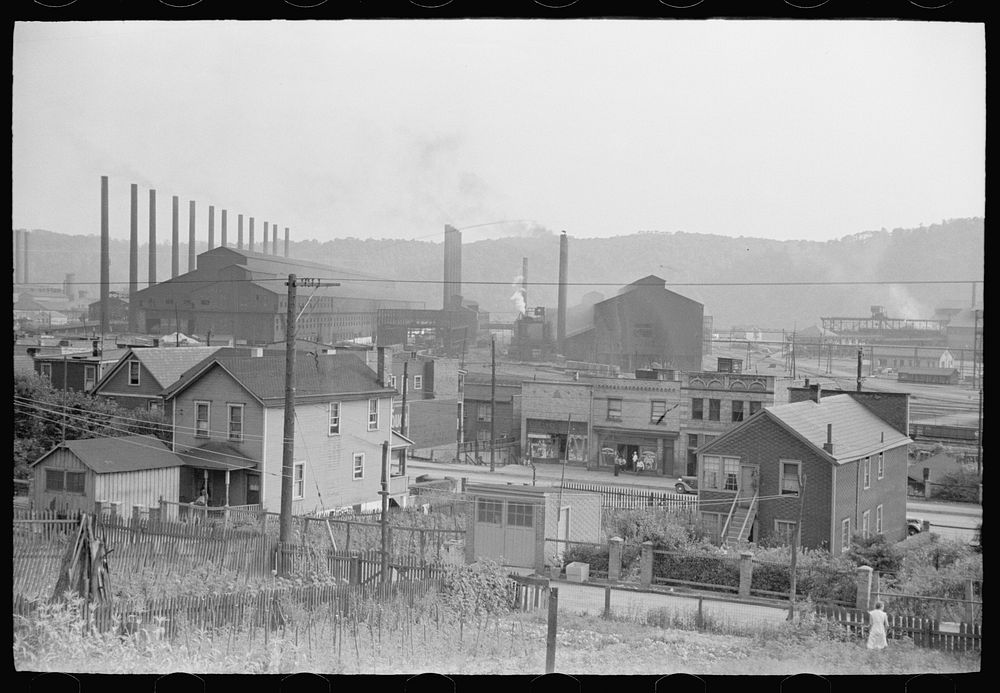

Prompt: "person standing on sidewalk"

[867,601,888,650]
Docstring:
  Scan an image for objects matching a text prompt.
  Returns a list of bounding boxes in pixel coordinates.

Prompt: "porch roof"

[175,442,257,471]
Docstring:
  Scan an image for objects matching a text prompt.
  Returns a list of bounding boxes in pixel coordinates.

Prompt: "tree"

[13,372,170,478]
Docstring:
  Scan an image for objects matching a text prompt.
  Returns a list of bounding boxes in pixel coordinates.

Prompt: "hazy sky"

[12,20,984,244]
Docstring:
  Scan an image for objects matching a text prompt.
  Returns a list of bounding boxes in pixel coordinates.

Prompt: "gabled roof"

[163,350,396,403]
[174,441,257,471]
[95,346,228,392]
[761,394,910,464]
[32,435,183,473]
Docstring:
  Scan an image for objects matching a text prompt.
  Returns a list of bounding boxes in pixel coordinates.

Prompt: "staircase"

[721,493,758,546]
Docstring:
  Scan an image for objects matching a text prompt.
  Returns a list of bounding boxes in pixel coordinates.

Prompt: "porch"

[175,441,259,508]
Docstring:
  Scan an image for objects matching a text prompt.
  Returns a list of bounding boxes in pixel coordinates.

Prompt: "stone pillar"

[110,501,121,519]
[739,550,754,597]
[855,565,873,611]
[148,506,161,524]
[608,536,623,582]
[94,500,104,517]
[132,504,143,523]
[640,541,654,589]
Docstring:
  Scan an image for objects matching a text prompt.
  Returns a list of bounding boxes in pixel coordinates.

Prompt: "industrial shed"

[30,435,183,517]
[463,483,602,572]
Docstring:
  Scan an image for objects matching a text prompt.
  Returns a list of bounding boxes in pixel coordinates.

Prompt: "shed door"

[503,501,536,567]
[474,498,505,562]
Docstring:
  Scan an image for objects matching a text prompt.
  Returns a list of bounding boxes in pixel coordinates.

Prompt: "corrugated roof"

[132,346,226,388]
[764,394,910,463]
[33,435,183,473]
[175,442,257,471]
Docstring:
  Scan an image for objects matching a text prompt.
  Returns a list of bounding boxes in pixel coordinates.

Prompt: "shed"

[464,483,602,572]
[30,435,183,517]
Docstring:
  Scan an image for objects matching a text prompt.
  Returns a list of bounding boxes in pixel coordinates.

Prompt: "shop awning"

[593,426,678,439]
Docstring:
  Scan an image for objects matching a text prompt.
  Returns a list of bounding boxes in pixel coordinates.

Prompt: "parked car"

[907,517,923,535]
[675,476,698,494]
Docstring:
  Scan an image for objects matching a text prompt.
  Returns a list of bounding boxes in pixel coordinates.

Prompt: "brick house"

[161,349,405,514]
[33,346,129,394]
[462,373,523,445]
[697,385,911,553]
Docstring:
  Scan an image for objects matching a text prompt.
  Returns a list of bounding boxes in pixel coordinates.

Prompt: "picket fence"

[555,481,698,511]
[814,604,982,653]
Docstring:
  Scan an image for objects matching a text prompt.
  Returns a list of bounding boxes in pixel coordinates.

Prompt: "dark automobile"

[675,476,698,494]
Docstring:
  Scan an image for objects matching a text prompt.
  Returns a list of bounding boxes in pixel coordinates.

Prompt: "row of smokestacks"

[96,176,293,332]
[13,228,30,284]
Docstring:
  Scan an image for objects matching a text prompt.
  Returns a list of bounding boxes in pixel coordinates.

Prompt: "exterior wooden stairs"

[721,492,758,547]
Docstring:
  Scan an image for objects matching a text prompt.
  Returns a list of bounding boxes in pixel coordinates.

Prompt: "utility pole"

[788,472,807,621]
[400,360,408,476]
[278,273,298,573]
[857,347,863,392]
[490,336,496,472]
[61,352,68,443]
[380,440,390,584]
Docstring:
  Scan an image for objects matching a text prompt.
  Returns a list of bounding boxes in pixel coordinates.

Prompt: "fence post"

[110,501,121,519]
[603,585,612,619]
[640,541,654,589]
[921,519,931,533]
[148,505,160,525]
[545,587,559,673]
[132,504,143,527]
[349,555,361,585]
[855,565,873,611]
[923,468,931,500]
[965,579,975,623]
[94,500,103,517]
[608,536,623,582]
[738,550,753,598]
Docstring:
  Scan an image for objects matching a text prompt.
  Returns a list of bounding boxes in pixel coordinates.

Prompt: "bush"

[931,469,982,503]
[603,508,698,550]
[562,544,609,573]
[439,559,516,616]
[847,533,901,573]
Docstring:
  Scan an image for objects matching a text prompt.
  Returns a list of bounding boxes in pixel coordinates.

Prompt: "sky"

[12,20,985,245]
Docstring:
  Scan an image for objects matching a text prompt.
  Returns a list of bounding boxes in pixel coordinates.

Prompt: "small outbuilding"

[30,435,183,517]
[464,483,602,572]
[897,367,960,385]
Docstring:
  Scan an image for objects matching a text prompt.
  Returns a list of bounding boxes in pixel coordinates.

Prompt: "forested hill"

[18,218,983,330]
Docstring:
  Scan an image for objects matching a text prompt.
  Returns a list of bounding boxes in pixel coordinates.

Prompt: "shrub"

[439,559,516,616]
[562,544,609,573]
[603,508,697,550]
[847,533,901,573]
[931,469,982,503]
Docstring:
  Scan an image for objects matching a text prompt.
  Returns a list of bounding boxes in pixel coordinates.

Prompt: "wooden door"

[739,465,759,507]
[474,498,506,562]
[503,501,537,567]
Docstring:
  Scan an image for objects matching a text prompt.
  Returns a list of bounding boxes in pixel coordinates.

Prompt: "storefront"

[526,418,589,465]
[593,427,676,476]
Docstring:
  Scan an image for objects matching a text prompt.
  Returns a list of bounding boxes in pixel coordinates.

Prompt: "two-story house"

[32,345,128,394]
[161,348,404,514]
[697,384,911,552]
[462,373,523,446]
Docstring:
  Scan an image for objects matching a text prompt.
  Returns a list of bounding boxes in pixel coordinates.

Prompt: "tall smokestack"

[971,281,977,308]
[129,183,138,331]
[208,205,215,249]
[188,200,196,272]
[221,209,227,248]
[284,227,289,257]
[171,195,179,278]
[100,175,110,335]
[249,217,255,253]
[443,224,462,310]
[64,273,75,302]
[263,221,269,255]
[237,214,244,249]
[557,231,568,352]
[148,190,157,287]
[14,229,22,285]
[22,231,29,284]
[272,224,277,256]
[522,256,528,310]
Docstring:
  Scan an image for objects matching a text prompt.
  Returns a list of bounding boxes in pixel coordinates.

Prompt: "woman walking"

[867,601,889,650]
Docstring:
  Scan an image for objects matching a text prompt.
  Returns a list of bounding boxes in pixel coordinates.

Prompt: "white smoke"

[886,285,927,320]
[510,274,526,316]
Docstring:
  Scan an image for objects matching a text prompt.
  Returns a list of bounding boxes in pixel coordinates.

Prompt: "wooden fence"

[815,604,982,653]
[510,574,549,612]
[554,481,698,511]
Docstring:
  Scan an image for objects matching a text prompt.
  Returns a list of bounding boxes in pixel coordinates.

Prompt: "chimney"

[377,346,386,387]
[221,209,227,248]
[250,347,263,358]
[263,221,269,255]
[811,382,821,403]
[23,230,29,284]
[522,256,528,310]
[237,214,244,249]
[443,224,462,310]
[284,227,289,257]
[171,195,179,278]
[14,229,22,284]
[557,230,568,352]
[148,189,157,287]
[92,339,100,357]
[129,183,139,331]
[208,205,215,249]
[100,175,110,335]
[249,217,255,253]
[823,423,835,454]
[64,273,75,302]
[188,200,196,272]
[271,224,277,256]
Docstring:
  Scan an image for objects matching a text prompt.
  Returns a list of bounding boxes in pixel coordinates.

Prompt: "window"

[731,400,744,422]
[708,399,721,421]
[650,400,666,423]
[328,402,340,435]
[687,433,699,449]
[45,470,85,494]
[476,429,491,442]
[39,363,52,382]
[877,452,884,480]
[390,375,397,389]
[477,499,503,524]
[195,401,210,438]
[607,398,622,420]
[293,461,305,499]
[368,399,379,430]
[413,375,423,391]
[507,502,534,528]
[703,456,719,489]
[703,455,740,491]
[84,365,96,391]
[477,403,493,422]
[148,401,162,413]
[692,398,704,420]
[749,401,762,416]
[774,520,797,546]
[353,453,364,479]
[780,460,801,495]
[723,457,739,491]
[862,510,871,538]
[876,504,883,534]
[841,519,851,553]
[863,457,871,489]
[128,360,140,386]
[228,404,244,442]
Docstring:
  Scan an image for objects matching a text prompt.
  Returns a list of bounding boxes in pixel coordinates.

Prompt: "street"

[907,500,982,544]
